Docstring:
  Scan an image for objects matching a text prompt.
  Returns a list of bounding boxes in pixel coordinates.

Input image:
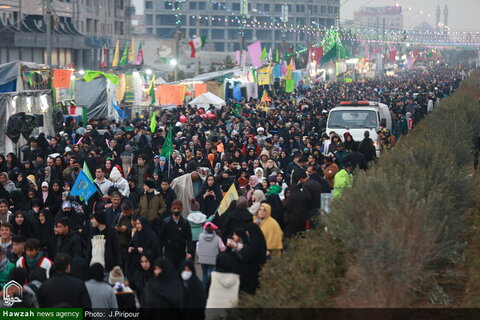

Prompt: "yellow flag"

[129,37,135,64]
[112,40,120,67]
[217,184,238,216]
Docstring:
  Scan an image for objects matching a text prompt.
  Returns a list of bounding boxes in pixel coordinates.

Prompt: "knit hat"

[144,179,156,189]
[108,266,125,285]
[41,181,49,188]
[190,199,200,211]
[115,129,124,135]
[93,210,107,225]
[171,199,183,211]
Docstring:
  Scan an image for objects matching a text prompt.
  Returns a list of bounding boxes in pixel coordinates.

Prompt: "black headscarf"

[141,257,184,308]
[130,253,154,300]
[196,175,222,217]
[129,217,160,257]
[10,190,30,211]
[179,259,206,310]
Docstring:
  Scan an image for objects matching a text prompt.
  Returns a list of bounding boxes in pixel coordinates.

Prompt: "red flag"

[100,45,107,68]
[314,47,323,64]
[389,49,397,62]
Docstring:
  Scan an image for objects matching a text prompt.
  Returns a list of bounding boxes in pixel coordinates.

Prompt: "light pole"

[239,0,248,69]
[46,0,52,65]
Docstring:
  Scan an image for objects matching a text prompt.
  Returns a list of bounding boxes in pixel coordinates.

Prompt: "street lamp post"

[239,0,248,69]
[46,0,52,65]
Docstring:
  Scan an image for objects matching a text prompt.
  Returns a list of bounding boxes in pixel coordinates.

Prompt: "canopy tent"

[0,61,55,154]
[188,92,225,109]
[75,77,120,122]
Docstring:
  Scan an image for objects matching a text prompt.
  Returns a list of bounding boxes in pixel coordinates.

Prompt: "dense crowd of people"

[0,63,470,314]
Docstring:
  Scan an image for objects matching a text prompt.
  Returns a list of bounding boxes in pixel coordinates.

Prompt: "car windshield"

[328,110,378,129]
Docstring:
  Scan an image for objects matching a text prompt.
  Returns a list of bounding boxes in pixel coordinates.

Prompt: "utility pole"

[239,0,248,69]
[46,0,52,65]
[175,24,179,81]
[281,3,288,57]
[196,9,200,76]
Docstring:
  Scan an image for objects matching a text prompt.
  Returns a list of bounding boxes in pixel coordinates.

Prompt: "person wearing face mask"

[179,259,206,320]
[158,200,194,270]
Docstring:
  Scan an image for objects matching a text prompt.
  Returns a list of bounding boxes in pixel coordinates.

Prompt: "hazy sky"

[341,0,480,30]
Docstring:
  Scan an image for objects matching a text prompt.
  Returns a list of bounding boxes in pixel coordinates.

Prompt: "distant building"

[353,5,403,30]
[0,0,133,68]
[142,0,340,53]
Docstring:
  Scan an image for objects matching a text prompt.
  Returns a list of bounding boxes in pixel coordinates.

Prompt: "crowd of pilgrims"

[0,64,468,314]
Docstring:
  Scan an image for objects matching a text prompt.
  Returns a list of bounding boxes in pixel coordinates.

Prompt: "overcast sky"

[341,0,479,30]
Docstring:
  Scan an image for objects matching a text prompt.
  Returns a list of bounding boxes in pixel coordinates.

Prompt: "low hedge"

[235,70,480,309]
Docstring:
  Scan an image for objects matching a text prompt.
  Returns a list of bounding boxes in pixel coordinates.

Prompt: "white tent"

[188,92,225,109]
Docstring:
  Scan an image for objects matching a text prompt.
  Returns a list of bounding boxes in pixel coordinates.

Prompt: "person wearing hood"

[197,222,226,284]
[179,259,206,320]
[253,203,283,256]
[205,252,240,308]
[186,199,209,245]
[249,189,266,215]
[158,200,194,269]
[0,172,16,193]
[258,149,270,170]
[141,257,184,310]
[135,179,167,227]
[110,166,130,198]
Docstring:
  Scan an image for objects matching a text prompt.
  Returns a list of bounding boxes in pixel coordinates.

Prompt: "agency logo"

[3,280,22,306]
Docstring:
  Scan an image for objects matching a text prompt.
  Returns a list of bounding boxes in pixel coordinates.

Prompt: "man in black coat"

[87,210,121,272]
[159,179,177,214]
[158,200,194,270]
[38,253,91,308]
[297,170,322,228]
[54,218,82,260]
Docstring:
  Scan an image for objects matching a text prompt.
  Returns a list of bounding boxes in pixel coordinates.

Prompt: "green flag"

[259,47,267,60]
[148,74,156,105]
[320,44,338,65]
[83,161,94,182]
[285,79,295,93]
[340,46,350,59]
[83,71,119,84]
[119,41,128,66]
[82,107,88,128]
[160,127,173,158]
[252,68,258,83]
[275,48,279,63]
[150,112,157,133]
